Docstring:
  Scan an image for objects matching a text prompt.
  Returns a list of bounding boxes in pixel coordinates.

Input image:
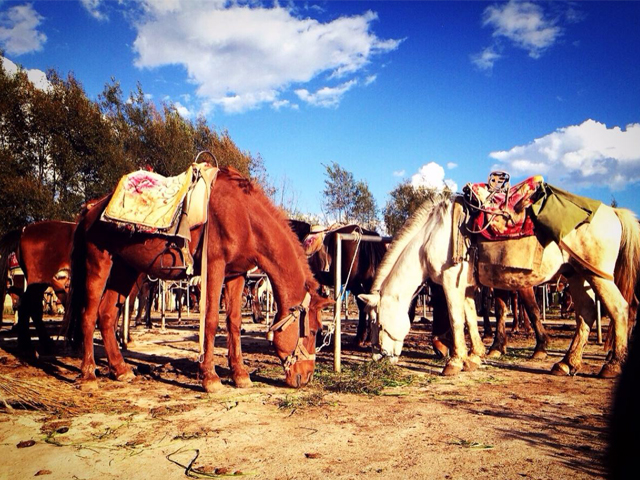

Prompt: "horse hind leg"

[589,276,630,378]
[520,288,549,360]
[98,263,138,382]
[551,279,595,376]
[488,291,509,358]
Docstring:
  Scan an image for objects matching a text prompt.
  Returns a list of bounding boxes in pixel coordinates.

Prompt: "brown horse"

[0,221,75,354]
[66,167,332,392]
[291,221,386,347]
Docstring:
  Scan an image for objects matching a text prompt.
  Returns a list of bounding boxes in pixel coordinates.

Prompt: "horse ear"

[359,293,380,308]
[311,293,334,310]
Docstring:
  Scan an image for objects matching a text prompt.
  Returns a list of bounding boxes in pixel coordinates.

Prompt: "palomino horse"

[292,221,386,347]
[0,221,75,354]
[66,167,332,391]
[361,196,639,378]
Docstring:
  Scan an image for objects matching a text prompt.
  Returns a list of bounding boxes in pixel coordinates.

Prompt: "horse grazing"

[293,221,387,347]
[361,195,639,378]
[67,166,332,392]
[0,221,75,354]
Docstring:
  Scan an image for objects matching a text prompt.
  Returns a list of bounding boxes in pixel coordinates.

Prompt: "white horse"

[360,195,640,378]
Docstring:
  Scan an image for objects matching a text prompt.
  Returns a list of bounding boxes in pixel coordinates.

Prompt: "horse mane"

[371,195,453,293]
[218,168,320,294]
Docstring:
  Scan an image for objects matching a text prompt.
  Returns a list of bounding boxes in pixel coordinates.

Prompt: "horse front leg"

[224,275,252,388]
[464,289,485,370]
[355,295,371,348]
[442,275,473,376]
[488,291,509,358]
[200,260,225,393]
[551,279,595,376]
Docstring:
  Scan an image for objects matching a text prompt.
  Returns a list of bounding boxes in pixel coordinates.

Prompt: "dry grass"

[0,374,86,414]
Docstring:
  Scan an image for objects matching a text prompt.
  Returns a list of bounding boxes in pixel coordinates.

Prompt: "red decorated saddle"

[464,175,544,241]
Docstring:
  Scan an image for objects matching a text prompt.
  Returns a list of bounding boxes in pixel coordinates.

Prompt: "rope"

[317,227,363,352]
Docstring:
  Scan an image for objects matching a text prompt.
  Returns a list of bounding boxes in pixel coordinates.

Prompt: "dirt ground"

[0,306,616,480]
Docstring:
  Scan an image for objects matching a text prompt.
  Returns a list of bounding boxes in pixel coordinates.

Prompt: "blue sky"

[1,0,639,223]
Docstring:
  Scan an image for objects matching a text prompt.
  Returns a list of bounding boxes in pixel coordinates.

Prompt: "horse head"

[359,292,410,364]
[271,291,333,388]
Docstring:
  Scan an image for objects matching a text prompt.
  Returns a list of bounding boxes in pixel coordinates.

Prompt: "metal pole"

[123,295,130,347]
[161,280,166,331]
[596,299,603,344]
[333,234,342,373]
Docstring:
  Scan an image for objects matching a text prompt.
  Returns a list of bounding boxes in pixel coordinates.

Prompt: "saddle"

[463,175,544,241]
[101,161,218,273]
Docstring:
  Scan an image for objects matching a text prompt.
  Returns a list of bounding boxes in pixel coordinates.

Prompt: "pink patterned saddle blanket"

[102,163,218,236]
[464,175,544,241]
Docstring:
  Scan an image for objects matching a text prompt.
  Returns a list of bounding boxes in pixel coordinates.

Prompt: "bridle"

[268,292,315,372]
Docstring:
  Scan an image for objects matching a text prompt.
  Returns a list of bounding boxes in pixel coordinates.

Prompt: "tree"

[322,162,378,228]
[0,59,260,236]
[383,181,450,236]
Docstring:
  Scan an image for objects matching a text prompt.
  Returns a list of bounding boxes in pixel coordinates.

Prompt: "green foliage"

[314,360,414,395]
[322,162,378,229]
[0,61,257,236]
[383,181,450,236]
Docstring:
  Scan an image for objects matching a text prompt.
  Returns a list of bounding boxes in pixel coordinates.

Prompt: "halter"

[268,292,314,372]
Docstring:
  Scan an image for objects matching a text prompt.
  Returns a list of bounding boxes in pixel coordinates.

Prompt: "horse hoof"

[550,362,570,376]
[441,364,462,376]
[233,374,253,389]
[531,350,548,360]
[432,340,449,359]
[463,357,481,372]
[202,377,224,393]
[487,350,502,359]
[599,363,622,379]
[116,369,136,382]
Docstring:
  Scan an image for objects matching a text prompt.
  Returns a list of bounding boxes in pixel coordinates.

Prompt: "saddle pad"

[469,175,544,240]
[103,167,192,232]
[477,235,543,271]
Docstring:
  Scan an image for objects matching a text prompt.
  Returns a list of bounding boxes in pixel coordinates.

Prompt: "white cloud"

[472,1,576,70]
[80,0,108,21]
[174,101,191,118]
[1,55,50,90]
[393,169,405,177]
[483,1,561,58]
[489,120,640,190]
[0,4,46,55]
[410,162,458,192]
[470,46,502,71]
[446,162,458,170]
[132,1,401,113]
[295,80,357,108]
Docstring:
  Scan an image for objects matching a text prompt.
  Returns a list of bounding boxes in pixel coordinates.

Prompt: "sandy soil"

[0,308,615,480]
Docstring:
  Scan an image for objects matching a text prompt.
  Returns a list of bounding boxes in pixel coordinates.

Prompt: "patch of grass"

[450,439,494,449]
[313,360,414,396]
[473,375,504,385]
[276,391,328,410]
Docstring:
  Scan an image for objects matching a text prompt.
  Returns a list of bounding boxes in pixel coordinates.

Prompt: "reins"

[268,292,314,371]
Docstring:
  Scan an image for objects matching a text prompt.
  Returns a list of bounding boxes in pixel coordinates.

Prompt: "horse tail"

[64,213,90,348]
[0,229,22,310]
[605,208,640,351]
